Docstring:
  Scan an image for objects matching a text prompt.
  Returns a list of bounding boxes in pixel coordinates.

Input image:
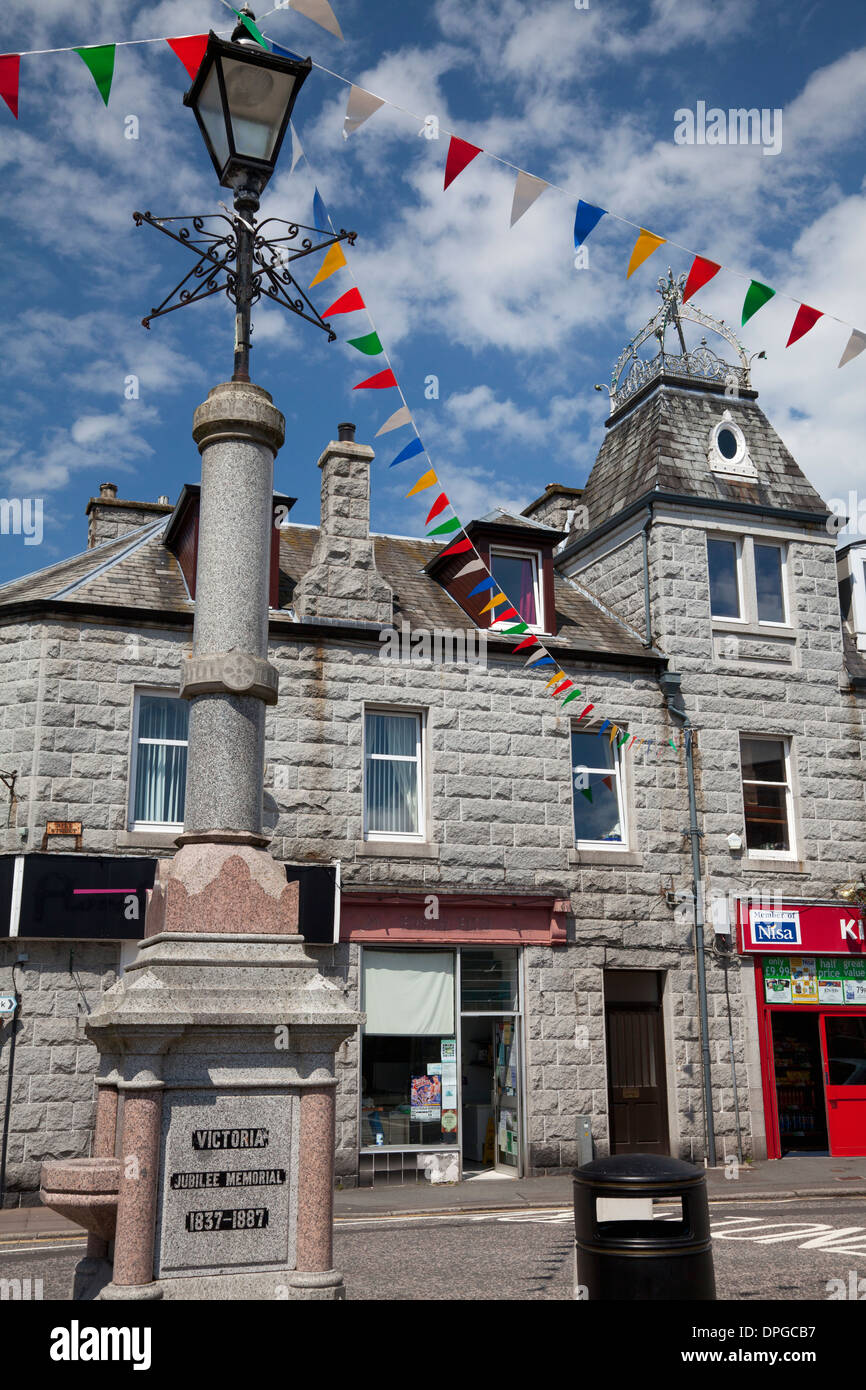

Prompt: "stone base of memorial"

[40,845,360,1301]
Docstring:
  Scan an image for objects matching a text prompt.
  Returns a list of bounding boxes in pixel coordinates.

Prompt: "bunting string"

[2,17,861,356]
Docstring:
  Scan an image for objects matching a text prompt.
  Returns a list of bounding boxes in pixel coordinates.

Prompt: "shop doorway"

[771,1012,828,1154]
[460,1016,521,1176]
[604,970,670,1155]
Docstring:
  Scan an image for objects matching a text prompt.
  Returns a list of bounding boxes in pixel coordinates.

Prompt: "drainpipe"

[641,506,653,648]
[659,672,717,1168]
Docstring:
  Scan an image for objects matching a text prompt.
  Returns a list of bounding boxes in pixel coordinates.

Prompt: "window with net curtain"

[364,710,422,838]
[490,549,541,628]
[132,693,189,827]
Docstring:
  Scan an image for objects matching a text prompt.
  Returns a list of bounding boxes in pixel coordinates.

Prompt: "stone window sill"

[739,857,808,874]
[568,848,644,867]
[117,829,181,849]
[712,619,795,640]
[355,840,440,860]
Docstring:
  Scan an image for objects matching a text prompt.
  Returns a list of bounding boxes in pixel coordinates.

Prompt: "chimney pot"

[157,495,170,505]
[99,482,118,500]
[337,422,356,442]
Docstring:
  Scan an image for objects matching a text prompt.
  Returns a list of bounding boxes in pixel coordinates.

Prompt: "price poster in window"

[764,957,792,1004]
[844,958,866,1004]
[790,957,818,1003]
[817,958,844,1006]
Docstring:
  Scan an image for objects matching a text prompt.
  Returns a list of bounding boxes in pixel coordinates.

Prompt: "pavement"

[3,1154,866,1240]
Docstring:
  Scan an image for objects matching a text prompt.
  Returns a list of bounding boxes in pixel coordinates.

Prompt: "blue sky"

[2,0,866,581]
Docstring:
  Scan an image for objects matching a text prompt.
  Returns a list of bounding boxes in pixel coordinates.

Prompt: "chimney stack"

[85,487,174,549]
[292,425,393,624]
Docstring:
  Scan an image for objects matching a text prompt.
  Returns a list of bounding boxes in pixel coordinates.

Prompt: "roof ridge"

[0,515,170,600]
[49,517,170,599]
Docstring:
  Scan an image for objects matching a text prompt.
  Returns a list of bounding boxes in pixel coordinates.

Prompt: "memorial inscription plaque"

[155,1090,296,1278]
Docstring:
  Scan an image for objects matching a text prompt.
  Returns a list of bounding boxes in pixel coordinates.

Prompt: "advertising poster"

[817,957,844,1005]
[844,957,866,1004]
[441,1109,458,1134]
[764,957,792,1004]
[440,1039,456,1061]
[410,1073,441,1121]
[790,957,818,1003]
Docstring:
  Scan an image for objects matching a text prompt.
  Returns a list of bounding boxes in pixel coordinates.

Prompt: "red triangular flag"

[683,256,721,303]
[426,493,450,524]
[436,537,473,558]
[512,636,538,652]
[444,136,483,190]
[787,304,823,347]
[497,607,519,621]
[322,287,365,317]
[166,35,209,81]
[0,54,20,119]
[552,680,573,695]
[353,369,397,390]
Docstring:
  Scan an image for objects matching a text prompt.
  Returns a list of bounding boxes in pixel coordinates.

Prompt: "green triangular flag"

[669,737,677,749]
[502,622,528,635]
[347,331,383,356]
[75,45,116,106]
[427,517,461,536]
[580,786,593,802]
[742,280,775,326]
[232,8,269,48]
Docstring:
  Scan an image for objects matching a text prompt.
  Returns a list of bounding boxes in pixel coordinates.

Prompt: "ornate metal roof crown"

[598,269,764,416]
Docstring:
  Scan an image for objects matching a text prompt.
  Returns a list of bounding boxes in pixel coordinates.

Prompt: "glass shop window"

[361,950,456,1148]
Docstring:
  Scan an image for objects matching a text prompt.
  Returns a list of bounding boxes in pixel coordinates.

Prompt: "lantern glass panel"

[221,55,298,161]
[198,63,230,168]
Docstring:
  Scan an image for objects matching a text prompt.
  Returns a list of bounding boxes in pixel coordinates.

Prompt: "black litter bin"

[573,1153,715,1300]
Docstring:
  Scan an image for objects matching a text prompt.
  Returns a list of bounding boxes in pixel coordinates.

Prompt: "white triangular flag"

[290,0,343,40]
[375,405,411,436]
[290,122,305,173]
[452,557,486,580]
[343,86,385,139]
[838,329,866,368]
[510,171,548,227]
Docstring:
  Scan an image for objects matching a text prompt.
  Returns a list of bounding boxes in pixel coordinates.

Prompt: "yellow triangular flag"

[479,593,508,614]
[406,470,438,497]
[544,670,566,689]
[309,241,347,288]
[626,229,666,279]
[608,724,619,743]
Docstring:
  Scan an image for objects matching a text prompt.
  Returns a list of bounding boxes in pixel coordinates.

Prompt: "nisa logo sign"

[749,910,801,947]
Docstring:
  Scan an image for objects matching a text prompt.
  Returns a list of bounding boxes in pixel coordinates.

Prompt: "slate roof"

[577,387,831,533]
[0,515,654,664]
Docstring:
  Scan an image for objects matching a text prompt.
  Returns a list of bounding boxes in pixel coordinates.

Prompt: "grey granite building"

[2,280,865,1204]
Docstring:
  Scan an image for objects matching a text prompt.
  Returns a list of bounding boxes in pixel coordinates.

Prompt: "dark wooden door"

[606,1004,670,1154]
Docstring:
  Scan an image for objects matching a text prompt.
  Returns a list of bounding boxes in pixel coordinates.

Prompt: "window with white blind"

[363,709,424,841]
[130,692,189,830]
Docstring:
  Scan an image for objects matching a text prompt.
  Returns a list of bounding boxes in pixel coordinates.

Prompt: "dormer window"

[489,546,544,631]
[708,411,757,479]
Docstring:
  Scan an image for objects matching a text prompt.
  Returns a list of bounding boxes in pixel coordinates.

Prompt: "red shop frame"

[753,957,866,1159]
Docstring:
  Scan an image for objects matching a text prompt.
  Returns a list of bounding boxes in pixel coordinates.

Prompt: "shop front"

[340,893,568,1186]
[738,902,866,1158]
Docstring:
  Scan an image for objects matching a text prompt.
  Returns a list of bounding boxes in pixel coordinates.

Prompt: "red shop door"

[820,1013,866,1157]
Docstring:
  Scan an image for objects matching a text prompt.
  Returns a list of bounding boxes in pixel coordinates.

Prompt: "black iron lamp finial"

[231,6,260,46]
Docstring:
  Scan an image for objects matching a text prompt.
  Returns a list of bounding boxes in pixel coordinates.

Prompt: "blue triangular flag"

[271,42,305,61]
[389,437,424,468]
[574,200,606,247]
[467,577,497,598]
[313,188,331,232]
[529,655,555,667]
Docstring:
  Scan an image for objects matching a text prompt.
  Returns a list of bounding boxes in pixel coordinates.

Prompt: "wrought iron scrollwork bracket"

[133,209,356,341]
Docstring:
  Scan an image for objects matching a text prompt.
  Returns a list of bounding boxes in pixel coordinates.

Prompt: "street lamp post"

[39,8,361,1303]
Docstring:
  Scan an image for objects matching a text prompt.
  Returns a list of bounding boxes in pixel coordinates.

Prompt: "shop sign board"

[763,956,866,1006]
[740,903,865,955]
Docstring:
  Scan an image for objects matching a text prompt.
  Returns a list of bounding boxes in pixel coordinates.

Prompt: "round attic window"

[716,426,738,460]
